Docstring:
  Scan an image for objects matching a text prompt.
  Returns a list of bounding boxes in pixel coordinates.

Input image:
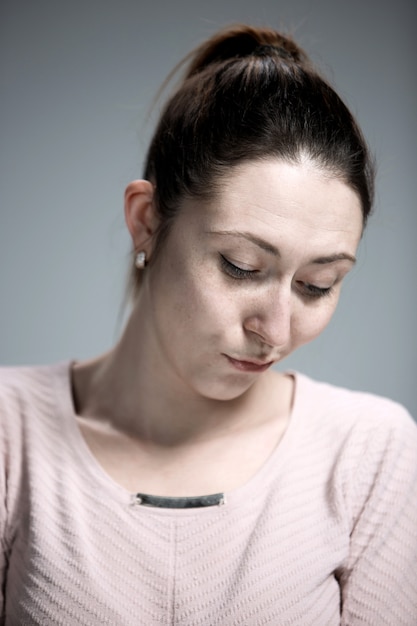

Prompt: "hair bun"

[253,43,298,61]
[185,24,309,78]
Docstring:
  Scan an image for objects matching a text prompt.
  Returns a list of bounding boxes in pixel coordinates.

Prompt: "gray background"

[1,0,416,418]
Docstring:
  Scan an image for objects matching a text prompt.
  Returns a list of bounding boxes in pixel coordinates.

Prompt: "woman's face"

[143,158,363,401]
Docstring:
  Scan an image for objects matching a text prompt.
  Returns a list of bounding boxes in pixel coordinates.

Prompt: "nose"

[243,285,292,350]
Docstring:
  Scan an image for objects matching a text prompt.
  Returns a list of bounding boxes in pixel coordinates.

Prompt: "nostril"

[244,307,292,350]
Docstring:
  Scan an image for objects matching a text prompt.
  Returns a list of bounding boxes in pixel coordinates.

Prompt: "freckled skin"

[138,158,363,402]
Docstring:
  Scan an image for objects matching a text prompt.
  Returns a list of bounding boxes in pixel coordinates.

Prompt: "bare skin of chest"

[73,368,293,497]
[76,406,290,497]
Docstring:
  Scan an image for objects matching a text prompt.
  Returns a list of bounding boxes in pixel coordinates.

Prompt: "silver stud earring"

[135,251,147,269]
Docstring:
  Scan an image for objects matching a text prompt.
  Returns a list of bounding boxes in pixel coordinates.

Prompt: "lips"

[225,355,274,373]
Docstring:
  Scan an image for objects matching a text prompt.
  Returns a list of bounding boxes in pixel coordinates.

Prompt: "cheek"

[293,299,338,345]
[155,264,230,334]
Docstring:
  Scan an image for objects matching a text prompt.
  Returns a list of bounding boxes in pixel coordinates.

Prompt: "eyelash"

[300,283,334,299]
[220,255,258,280]
[220,255,334,299]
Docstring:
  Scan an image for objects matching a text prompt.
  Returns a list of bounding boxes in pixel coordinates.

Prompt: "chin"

[194,376,258,403]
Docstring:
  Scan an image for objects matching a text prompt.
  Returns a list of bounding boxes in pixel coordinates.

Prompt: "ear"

[124,180,159,255]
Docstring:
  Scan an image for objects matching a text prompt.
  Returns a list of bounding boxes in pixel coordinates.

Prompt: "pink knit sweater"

[1,362,416,625]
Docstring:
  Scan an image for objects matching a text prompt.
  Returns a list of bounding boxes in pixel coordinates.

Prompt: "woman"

[1,24,416,625]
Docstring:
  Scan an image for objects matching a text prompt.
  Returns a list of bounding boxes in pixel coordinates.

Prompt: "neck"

[72,304,291,447]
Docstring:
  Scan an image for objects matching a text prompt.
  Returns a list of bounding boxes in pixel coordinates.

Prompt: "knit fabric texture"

[1,362,416,625]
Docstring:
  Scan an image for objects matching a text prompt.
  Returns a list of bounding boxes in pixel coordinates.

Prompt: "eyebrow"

[207,230,357,265]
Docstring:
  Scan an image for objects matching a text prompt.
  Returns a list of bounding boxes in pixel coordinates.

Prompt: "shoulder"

[293,372,417,520]
[288,374,417,554]
[293,371,416,440]
[291,371,417,494]
[0,361,71,434]
[0,361,73,505]
[0,360,69,392]
[0,363,73,555]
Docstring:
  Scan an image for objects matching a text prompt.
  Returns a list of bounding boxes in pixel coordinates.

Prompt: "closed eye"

[298,282,334,299]
[220,255,336,297]
[220,255,258,280]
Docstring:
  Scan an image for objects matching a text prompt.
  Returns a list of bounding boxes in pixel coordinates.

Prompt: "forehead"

[181,158,363,253]
[223,159,360,225]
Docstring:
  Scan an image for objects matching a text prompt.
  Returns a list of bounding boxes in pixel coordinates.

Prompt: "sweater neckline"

[53,361,307,516]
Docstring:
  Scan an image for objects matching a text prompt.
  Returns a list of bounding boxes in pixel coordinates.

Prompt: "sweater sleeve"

[338,403,417,625]
[0,374,23,621]
[0,388,9,619]
[0,479,5,620]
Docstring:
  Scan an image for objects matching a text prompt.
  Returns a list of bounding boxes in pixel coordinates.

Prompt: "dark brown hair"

[135,24,374,291]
